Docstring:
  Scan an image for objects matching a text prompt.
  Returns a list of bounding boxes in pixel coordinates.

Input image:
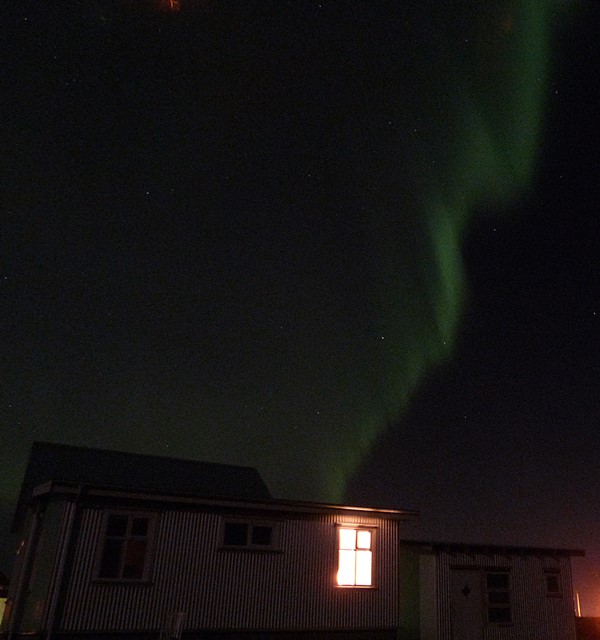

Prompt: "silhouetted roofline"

[14,443,417,531]
[401,539,585,557]
[30,479,418,520]
[13,441,272,529]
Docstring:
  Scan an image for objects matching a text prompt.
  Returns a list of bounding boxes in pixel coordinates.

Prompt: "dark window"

[486,572,511,623]
[223,522,249,546]
[545,570,562,596]
[131,517,149,536]
[98,513,153,581]
[251,525,273,546]
[222,521,276,549]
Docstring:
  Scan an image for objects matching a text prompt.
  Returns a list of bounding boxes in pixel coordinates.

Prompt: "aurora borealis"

[3,0,600,614]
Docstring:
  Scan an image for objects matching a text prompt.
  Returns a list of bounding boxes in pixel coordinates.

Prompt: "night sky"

[2,0,600,614]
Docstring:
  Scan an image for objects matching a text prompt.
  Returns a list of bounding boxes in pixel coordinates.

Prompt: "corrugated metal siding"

[435,552,451,640]
[41,499,76,630]
[60,508,399,633]
[434,550,576,640]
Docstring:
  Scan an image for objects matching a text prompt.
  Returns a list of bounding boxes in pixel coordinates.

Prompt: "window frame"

[336,525,376,588]
[485,570,512,624]
[220,519,280,551]
[95,511,156,583]
[544,568,562,597]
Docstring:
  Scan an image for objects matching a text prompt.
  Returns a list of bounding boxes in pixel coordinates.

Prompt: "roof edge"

[32,480,418,519]
[401,539,585,557]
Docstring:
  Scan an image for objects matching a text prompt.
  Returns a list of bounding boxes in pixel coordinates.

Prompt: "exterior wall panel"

[8,498,72,635]
[432,550,577,640]
[60,506,400,634]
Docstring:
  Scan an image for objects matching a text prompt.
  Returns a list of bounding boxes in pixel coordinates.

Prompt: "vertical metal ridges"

[434,550,577,640]
[60,507,400,633]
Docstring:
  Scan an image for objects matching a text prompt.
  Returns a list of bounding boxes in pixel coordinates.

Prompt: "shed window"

[486,572,511,623]
[337,527,373,587]
[545,569,562,596]
[97,513,154,581]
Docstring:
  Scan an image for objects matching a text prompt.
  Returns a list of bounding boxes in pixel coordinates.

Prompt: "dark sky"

[2,0,600,614]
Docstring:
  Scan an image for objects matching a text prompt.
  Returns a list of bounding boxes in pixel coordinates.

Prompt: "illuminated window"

[337,527,373,586]
[486,572,511,623]
[222,521,277,549]
[97,513,154,581]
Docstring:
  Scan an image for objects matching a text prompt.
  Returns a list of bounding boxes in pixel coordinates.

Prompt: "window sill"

[336,585,378,590]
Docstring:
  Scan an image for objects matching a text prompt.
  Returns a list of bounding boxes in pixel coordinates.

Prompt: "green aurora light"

[326,0,566,501]
[0,0,578,511]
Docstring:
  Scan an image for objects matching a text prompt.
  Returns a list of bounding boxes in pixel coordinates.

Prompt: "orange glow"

[357,529,371,549]
[337,527,373,586]
[159,0,180,11]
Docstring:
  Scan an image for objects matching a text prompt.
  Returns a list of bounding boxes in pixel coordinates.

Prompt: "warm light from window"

[337,527,372,586]
[159,0,180,11]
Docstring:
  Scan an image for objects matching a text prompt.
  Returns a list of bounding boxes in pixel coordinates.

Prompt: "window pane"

[224,522,248,546]
[339,528,357,550]
[251,525,273,546]
[131,517,149,537]
[487,573,509,589]
[337,550,356,585]
[355,550,372,585]
[488,592,510,604]
[99,539,122,578]
[546,575,560,593]
[122,540,147,579]
[106,514,127,537]
[356,530,371,549]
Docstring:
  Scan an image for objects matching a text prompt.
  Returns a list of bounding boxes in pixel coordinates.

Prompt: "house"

[1,443,583,640]
[1,443,414,640]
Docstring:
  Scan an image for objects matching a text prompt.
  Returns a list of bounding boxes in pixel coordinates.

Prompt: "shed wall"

[433,550,576,640]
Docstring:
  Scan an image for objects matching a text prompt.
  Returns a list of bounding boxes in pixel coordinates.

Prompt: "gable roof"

[14,442,271,529]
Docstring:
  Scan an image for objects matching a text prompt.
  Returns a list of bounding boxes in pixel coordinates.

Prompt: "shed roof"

[401,539,585,557]
[14,442,271,528]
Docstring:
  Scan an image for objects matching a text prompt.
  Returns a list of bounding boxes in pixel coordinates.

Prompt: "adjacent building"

[399,540,582,640]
